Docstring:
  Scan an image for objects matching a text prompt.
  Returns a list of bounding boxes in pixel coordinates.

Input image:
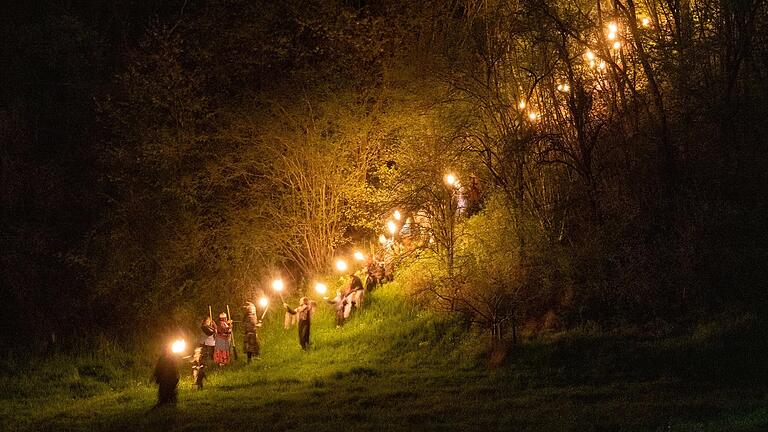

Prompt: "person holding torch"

[152,339,184,408]
[283,297,315,350]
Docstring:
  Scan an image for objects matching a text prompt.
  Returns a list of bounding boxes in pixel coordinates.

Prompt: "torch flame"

[171,339,186,354]
[335,259,348,272]
[315,282,328,295]
[444,173,458,186]
[272,279,284,292]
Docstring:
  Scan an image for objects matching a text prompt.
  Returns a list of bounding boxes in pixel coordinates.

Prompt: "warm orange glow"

[641,17,650,27]
[378,234,387,245]
[272,279,284,292]
[585,50,595,61]
[528,112,539,121]
[518,100,526,109]
[607,32,616,41]
[335,259,348,272]
[608,22,618,33]
[258,297,269,308]
[315,282,328,295]
[444,173,458,187]
[557,83,570,92]
[387,220,397,235]
[171,339,186,354]
[353,251,365,261]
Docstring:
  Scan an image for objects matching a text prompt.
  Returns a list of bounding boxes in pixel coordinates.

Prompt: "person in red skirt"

[214,312,232,366]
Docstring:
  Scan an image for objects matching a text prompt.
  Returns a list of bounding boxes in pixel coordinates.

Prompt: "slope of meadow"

[1,283,766,432]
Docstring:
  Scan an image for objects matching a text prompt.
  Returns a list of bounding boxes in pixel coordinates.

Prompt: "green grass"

[2,284,766,432]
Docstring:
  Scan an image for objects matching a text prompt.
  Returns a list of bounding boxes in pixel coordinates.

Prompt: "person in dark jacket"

[153,346,180,407]
[284,297,314,350]
[243,302,261,362]
[365,269,377,292]
[344,272,365,315]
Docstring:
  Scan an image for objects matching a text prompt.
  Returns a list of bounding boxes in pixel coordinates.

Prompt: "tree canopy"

[2,0,767,346]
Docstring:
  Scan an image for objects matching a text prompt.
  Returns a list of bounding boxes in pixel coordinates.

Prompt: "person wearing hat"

[243,302,261,362]
[283,297,315,350]
[214,312,232,366]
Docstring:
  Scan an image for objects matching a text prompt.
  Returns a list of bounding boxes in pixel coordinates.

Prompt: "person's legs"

[157,381,178,405]
[299,320,310,349]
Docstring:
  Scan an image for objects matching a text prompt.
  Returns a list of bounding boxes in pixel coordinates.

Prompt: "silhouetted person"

[152,348,180,407]
[365,270,377,292]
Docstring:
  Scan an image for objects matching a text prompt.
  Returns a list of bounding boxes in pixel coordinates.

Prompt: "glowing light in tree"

[171,339,186,354]
[315,282,328,295]
[387,220,397,235]
[354,251,365,261]
[258,297,269,308]
[378,234,387,245]
[444,173,458,187]
[528,112,540,122]
[557,83,570,92]
[272,279,284,292]
[613,41,621,50]
[608,22,618,33]
[598,61,606,70]
[518,100,526,109]
[641,17,650,27]
[607,32,616,40]
[393,210,402,221]
[585,50,595,61]
[335,259,348,272]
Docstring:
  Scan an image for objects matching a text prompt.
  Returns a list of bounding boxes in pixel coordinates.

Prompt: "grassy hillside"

[2,283,767,432]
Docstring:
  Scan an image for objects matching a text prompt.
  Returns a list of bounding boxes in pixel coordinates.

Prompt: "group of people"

[199,305,262,367]
[151,267,384,407]
[283,268,380,350]
[152,303,263,407]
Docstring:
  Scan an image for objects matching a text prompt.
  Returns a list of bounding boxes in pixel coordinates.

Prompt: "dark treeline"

[2,0,767,349]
